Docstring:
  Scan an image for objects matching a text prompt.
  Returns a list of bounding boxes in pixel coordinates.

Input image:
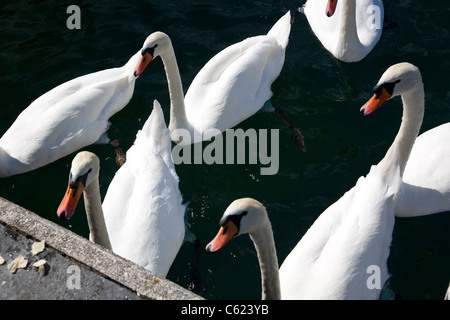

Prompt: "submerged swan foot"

[273,107,306,152]
[291,7,301,24]
[292,128,306,152]
[109,140,126,167]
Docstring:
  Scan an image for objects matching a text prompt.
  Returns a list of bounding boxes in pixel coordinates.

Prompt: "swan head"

[360,62,422,116]
[57,151,100,220]
[205,198,269,253]
[326,0,338,17]
[134,32,173,77]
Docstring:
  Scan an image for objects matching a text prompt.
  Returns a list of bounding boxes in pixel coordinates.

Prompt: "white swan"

[360,64,450,217]
[133,11,304,148]
[0,40,150,178]
[206,198,282,300]
[206,163,399,299]
[57,100,186,278]
[206,63,428,299]
[302,0,384,62]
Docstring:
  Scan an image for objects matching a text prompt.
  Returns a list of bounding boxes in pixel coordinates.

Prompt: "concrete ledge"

[0,197,203,300]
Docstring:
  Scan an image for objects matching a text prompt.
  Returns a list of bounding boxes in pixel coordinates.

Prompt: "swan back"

[102,100,185,277]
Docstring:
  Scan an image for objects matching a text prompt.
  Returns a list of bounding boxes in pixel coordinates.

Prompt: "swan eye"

[142,44,158,56]
[220,211,247,232]
[374,79,401,98]
[70,171,90,189]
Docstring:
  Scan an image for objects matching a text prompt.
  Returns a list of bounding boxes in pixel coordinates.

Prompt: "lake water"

[0,0,449,300]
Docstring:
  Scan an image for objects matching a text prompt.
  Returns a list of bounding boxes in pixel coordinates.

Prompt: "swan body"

[303,0,384,62]
[0,49,143,178]
[206,63,426,299]
[396,122,450,217]
[57,100,185,277]
[134,10,292,145]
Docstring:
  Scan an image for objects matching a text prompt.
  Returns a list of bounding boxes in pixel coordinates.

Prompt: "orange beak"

[57,181,84,220]
[133,51,153,77]
[205,220,239,253]
[360,87,391,116]
[326,0,338,17]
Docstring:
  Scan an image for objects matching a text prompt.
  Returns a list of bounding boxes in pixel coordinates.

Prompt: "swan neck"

[380,85,425,176]
[83,178,112,250]
[250,221,281,300]
[336,0,360,55]
[160,48,190,134]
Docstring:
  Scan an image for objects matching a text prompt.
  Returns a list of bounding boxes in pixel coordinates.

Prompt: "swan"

[361,64,450,217]
[302,0,384,62]
[206,198,282,300]
[133,10,306,150]
[57,100,186,278]
[206,63,429,299]
[0,38,151,178]
[206,162,400,300]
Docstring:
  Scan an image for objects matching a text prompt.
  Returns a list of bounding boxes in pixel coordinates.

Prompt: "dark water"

[0,1,449,300]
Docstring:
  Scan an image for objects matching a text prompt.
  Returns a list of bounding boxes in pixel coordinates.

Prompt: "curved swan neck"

[336,0,360,58]
[83,178,112,250]
[250,221,281,300]
[380,85,425,176]
[159,46,191,136]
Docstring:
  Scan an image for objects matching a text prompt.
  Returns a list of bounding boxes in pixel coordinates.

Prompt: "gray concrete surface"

[0,197,203,300]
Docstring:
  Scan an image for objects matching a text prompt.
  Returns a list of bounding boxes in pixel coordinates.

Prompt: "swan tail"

[267,10,292,50]
[139,100,179,180]
[142,100,168,144]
